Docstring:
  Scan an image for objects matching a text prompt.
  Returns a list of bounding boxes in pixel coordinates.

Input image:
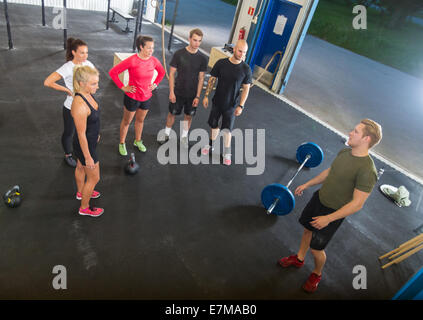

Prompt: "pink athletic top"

[109,54,165,102]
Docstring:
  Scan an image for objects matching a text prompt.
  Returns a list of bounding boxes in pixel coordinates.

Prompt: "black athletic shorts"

[207,104,236,131]
[169,96,196,116]
[73,139,98,167]
[298,190,344,250]
[124,94,151,112]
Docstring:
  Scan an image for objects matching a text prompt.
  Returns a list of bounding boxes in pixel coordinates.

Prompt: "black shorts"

[73,140,98,167]
[207,104,236,131]
[124,94,151,112]
[169,96,196,116]
[298,190,344,251]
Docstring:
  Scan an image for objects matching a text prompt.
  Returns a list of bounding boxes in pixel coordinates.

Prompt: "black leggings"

[62,106,75,155]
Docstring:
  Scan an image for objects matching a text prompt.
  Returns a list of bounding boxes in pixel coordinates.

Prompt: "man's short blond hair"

[189,28,203,38]
[360,118,382,148]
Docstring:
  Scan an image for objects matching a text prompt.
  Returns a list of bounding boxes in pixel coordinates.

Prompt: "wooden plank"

[379,233,423,260]
[382,243,423,269]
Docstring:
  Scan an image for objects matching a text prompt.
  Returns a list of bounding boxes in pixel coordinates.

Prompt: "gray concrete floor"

[0,3,423,301]
[283,35,423,183]
[164,0,236,54]
[165,0,423,184]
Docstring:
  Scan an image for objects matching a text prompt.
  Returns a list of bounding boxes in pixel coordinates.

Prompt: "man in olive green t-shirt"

[278,119,383,293]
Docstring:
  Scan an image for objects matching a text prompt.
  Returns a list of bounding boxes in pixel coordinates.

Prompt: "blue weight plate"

[261,183,295,216]
[296,142,324,168]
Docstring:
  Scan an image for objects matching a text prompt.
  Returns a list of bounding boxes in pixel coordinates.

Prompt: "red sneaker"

[302,273,322,293]
[78,206,104,217]
[76,190,101,200]
[277,255,304,268]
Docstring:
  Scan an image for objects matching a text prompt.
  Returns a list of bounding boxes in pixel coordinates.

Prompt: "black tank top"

[74,93,100,142]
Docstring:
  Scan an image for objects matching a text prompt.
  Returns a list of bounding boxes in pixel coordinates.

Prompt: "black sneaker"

[158,134,169,145]
[64,155,77,167]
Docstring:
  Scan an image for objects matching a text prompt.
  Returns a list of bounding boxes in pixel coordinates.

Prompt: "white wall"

[7,0,134,13]
[231,0,259,44]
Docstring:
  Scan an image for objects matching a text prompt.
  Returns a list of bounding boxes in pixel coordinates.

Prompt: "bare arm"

[202,76,216,108]
[294,168,330,196]
[71,97,94,168]
[239,83,250,107]
[234,83,251,116]
[305,168,330,188]
[168,66,177,103]
[204,76,216,97]
[44,72,72,96]
[192,71,205,107]
[310,188,371,229]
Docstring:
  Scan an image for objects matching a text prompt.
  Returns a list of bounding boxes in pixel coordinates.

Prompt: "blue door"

[249,0,301,80]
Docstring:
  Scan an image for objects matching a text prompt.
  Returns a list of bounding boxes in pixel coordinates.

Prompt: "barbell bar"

[261,142,324,216]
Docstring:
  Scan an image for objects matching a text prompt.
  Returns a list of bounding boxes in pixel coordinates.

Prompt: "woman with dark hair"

[44,38,95,167]
[109,35,165,156]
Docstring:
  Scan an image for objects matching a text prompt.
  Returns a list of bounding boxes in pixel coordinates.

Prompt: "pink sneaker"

[78,206,104,217]
[223,153,231,166]
[201,145,213,155]
[76,190,101,200]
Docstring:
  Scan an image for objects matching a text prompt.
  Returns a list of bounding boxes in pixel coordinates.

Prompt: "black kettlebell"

[125,153,139,175]
[3,185,22,208]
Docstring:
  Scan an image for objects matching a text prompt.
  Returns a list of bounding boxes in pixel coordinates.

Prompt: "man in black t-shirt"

[201,40,253,166]
[158,28,208,147]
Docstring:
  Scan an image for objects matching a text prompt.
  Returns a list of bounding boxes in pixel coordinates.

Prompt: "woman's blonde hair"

[73,65,99,93]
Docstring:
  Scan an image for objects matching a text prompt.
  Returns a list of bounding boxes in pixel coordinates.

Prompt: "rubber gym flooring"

[0,3,423,300]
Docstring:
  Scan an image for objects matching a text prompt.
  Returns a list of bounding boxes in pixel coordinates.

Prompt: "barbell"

[261,142,324,215]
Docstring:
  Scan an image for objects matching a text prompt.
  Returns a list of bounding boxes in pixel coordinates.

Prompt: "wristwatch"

[195,96,200,100]
[239,105,244,109]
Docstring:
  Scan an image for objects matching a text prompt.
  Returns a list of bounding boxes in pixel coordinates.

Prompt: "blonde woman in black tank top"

[71,66,103,217]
